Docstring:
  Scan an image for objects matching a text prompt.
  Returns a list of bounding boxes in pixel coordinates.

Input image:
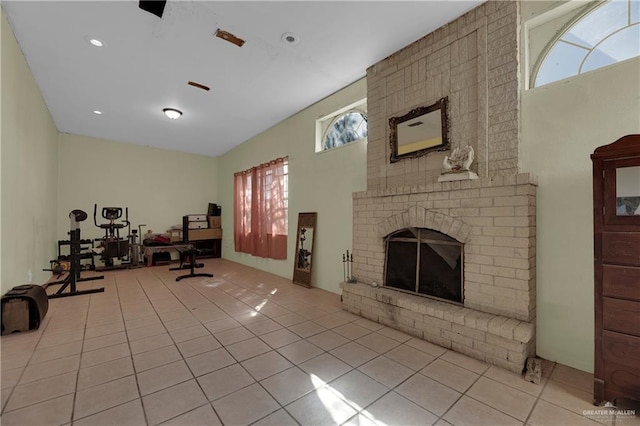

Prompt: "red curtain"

[234,157,288,259]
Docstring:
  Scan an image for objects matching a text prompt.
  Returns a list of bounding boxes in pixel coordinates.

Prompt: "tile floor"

[1,259,638,426]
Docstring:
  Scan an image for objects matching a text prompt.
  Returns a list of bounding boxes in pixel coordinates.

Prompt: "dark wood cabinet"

[592,134,640,405]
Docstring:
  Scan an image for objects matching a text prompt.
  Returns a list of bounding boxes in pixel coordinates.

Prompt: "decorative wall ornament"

[438,145,479,182]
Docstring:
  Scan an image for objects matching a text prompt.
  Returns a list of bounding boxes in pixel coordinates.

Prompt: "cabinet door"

[603,158,640,227]
[603,265,640,301]
[602,331,640,399]
[602,233,640,266]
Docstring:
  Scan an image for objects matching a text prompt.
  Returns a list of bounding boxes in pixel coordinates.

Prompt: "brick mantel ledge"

[342,282,535,373]
[353,173,538,199]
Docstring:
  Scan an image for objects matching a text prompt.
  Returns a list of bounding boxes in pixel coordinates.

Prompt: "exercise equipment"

[1,284,49,335]
[170,247,213,281]
[93,204,130,270]
[124,223,146,269]
[47,210,105,298]
[54,237,96,272]
[44,259,69,278]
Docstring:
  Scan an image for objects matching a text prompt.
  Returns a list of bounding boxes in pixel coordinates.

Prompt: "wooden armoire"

[591,134,640,404]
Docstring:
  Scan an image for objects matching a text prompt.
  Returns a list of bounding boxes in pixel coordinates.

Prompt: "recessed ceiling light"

[281,32,299,44]
[93,110,102,115]
[89,38,104,47]
[163,108,182,119]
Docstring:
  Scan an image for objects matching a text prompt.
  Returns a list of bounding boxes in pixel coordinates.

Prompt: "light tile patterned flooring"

[1,259,638,426]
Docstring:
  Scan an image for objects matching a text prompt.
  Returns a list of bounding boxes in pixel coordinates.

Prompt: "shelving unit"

[56,238,95,271]
[183,214,222,259]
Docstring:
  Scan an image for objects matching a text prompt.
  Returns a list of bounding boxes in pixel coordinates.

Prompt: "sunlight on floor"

[204,278,226,287]
[253,299,268,312]
[310,374,384,426]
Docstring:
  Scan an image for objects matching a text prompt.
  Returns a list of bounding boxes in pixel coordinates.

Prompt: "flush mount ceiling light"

[89,38,104,47]
[281,32,299,44]
[93,110,103,115]
[163,108,182,119]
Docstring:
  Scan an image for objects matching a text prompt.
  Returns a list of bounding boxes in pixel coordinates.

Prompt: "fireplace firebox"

[384,228,463,304]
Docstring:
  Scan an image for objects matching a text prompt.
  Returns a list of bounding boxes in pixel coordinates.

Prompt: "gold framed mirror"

[292,212,317,288]
[389,97,450,163]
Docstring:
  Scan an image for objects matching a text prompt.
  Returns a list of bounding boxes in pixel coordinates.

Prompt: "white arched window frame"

[315,98,368,153]
[531,0,640,88]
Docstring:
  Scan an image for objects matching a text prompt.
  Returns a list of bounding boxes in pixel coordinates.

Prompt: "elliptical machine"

[93,204,130,270]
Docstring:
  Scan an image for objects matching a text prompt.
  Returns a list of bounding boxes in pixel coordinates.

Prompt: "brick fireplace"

[341,1,537,373]
[343,174,536,373]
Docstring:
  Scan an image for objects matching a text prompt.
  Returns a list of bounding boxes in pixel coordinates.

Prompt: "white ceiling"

[3,1,485,157]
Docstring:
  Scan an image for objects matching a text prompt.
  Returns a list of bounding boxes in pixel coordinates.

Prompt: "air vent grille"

[215,29,245,47]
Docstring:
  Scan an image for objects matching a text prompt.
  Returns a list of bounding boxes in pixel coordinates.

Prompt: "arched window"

[533,0,639,88]
[322,111,368,151]
[315,98,368,152]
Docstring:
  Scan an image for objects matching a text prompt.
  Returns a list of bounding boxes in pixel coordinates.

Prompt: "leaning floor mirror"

[292,212,317,288]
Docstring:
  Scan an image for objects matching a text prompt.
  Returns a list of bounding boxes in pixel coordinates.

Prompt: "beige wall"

[521,2,640,372]
[1,12,60,294]
[217,79,367,293]
[1,13,3,293]
[57,134,218,244]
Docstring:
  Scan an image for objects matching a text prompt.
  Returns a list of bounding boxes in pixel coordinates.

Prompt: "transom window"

[323,112,367,150]
[316,98,367,152]
[533,0,640,88]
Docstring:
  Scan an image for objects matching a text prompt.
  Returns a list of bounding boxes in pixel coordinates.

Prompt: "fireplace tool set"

[342,250,357,283]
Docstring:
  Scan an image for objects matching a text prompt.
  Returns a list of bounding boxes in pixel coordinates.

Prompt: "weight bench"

[170,247,213,281]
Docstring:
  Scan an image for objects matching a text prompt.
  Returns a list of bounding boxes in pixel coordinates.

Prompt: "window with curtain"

[233,157,288,259]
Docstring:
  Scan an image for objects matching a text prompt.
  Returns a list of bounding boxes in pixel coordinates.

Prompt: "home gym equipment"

[93,204,130,270]
[170,247,213,281]
[126,223,146,268]
[53,237,96,272]
[1,284,48,335]
[47,210,105,299]
[44,259,69,278]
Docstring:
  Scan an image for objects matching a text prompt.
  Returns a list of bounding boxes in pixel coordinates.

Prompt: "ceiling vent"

[139,1,166,18]
[215,29,245,47]
[188,81,210,91]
